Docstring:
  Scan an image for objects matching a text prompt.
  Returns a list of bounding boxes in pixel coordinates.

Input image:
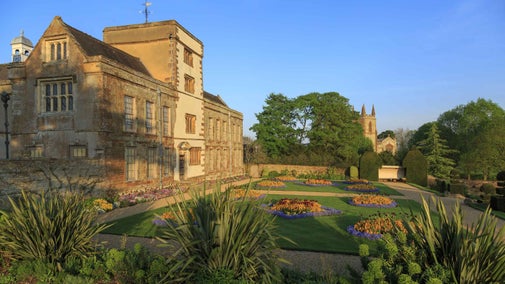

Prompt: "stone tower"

[359,104,377,151]
[10,30,33,62]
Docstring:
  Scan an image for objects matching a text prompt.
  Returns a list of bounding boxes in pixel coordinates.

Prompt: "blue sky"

[1,0,504,138]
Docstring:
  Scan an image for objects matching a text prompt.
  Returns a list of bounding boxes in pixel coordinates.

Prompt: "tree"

[359,151,382,181]
[378,130,395,140]
[250,93,297,159]
[403,147,428,186]
[379,151,398,165]
[394,127,414,161]
[417,123,457,179]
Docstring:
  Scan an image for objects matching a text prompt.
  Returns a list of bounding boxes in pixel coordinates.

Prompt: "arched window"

[368,121,373,132]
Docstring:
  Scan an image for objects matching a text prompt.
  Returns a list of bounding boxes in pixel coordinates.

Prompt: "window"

[145,101,155,134]
[162,106,170,136]
[41,80,73,113]
[147,147,157,178]
[47,39,68,62]
[190,147,201,165]
[70,145,87,158]
[163,147,172,176]
[184,75,195,93]
[208,117,214,140]
[125,147,137,181]
[124,96,135,132]
[184,48,193,66]
[185,114,196,134]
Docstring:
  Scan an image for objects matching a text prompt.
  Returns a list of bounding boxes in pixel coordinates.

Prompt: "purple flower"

[347,225,383,240]
[348,200,398,208]
[265,205,342,219]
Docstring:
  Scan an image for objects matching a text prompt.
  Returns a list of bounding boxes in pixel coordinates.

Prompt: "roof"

[62,19,151,77]
[10,31,33,47]
[203,91,228,107]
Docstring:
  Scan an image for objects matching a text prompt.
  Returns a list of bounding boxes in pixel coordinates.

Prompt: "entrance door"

[179,154,185,180]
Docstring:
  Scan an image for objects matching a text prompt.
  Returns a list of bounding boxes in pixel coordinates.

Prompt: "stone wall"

[248,164,345,178]
[0,159,107,210]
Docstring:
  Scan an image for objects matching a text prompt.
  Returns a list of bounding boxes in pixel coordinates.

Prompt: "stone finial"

[361,104,366,116]
[371,104,376,116]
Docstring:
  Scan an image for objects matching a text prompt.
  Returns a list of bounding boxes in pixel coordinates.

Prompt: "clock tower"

[10,30,33,63]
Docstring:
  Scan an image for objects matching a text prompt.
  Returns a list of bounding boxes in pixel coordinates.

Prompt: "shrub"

[267,170,280,179]
[359,151,382,181]
[490,195,505,212]
[157,186,283,283]
[480,183,496,195]
[450,183,467,195]
[497,170,505,182]
[0,190,111,270]
[349,166,359,179]
[402,148,428,186]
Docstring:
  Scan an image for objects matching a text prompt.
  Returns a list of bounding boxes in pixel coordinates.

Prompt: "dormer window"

[46,39,68,62]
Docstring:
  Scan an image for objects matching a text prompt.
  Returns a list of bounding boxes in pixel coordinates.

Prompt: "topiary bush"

[450,183,467,195]
[490,196,505,212]
[497,171,505,187]
[359,151,382,181]
[480,183,496,195]
[402,147,428,187]
[349,166,359,179]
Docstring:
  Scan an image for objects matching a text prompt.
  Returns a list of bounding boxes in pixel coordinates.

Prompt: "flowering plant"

[153,211,177,227]
[232,189,265,200]
[118,186,182,206]
[344,183,379,193]
[344,178,369,184]
[93,198,113,213]
[347,213,407,240]
[349,194,397,208]
[303,179,333,186]
[265,198,341,219]
[256,180,286,188]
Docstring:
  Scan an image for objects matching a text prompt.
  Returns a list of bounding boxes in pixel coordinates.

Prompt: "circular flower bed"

[348,194,397,208]
[256,180,286,188]
[347,215,406,240]
[344,183,379,193]
[343,178,369,184]
[303,179,333,186]
[276,175,298,182]
[232,189,266,200]
[266,198,341,219]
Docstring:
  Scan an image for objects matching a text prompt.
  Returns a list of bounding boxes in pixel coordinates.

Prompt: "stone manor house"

[0,16,244,192]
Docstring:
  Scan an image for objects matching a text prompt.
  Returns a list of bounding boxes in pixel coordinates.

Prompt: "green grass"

[253,180,403,196]
[102,191,424,255]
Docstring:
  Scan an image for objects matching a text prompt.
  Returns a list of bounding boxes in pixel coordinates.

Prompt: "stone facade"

[0,16,243,193]
[358,104,397,154]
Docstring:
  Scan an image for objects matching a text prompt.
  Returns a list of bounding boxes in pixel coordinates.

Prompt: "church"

[359,104,397,154]
[0,16,244,192]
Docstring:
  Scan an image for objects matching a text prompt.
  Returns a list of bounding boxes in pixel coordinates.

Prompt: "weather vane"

[141,0,152,23]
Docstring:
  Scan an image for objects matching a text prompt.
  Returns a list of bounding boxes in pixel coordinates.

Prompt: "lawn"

[251,180,404,196]
[102,186,425,255]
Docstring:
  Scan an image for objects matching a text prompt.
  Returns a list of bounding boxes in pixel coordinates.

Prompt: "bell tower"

[359,104,378,151]
[10,30,33,63]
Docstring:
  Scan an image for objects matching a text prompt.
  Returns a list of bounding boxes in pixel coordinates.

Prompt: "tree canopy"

[250,92,363,165]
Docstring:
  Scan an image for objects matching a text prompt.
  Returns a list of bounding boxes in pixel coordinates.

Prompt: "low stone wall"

[0,159,107,210]
[248,164,345,178]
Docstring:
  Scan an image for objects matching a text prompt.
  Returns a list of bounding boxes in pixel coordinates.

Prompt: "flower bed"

[348,194,397,208]
[302,179,333,186]
[93,198,113,213]
[232,189,266,200]
[276,175,299,182]
[343,178,369,184]
[265,198,341,219]
[118,186,182,206]
[344,183,379,193]
[256,180,286,188]
[347,215,406,240]
[152,212,177,227]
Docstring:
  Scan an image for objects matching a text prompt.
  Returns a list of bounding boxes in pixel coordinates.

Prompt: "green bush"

[359,151,382,181]
[450,183,467,195]
[497,188,505,196]
[490,196,505,212]
[349,166,359,179]
[157,186,283,283]
[267,170,280,178]
[480,183,496,195]
[402,148,428,186]
[0,190,110,269]
[497,171,505,182]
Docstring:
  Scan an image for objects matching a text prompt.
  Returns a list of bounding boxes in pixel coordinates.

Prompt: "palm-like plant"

[157,184,284,283]
[0,190,110,270]
[407,196,505,283]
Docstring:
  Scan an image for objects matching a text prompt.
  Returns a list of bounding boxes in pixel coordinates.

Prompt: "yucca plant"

[0,190,110,271]
[407,196,505,283]
[157,183,285,283]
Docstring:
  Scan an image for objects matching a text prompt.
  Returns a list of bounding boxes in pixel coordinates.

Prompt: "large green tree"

[418,123,457,179]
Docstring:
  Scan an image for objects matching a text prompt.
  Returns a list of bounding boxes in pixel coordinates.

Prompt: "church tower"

[359,104,377,151]
[10,30,33,62]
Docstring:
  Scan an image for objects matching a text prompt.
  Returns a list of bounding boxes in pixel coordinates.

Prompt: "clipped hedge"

[349,166,359,179]
[450,183,467,195]
[490,195,505,212]
[359,151,382,181]
[402,148,428,187]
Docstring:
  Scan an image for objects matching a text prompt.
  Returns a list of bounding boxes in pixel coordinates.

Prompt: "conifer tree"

[418,123,457,179]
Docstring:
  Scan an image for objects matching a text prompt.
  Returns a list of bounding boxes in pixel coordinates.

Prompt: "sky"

[1,0,504,138]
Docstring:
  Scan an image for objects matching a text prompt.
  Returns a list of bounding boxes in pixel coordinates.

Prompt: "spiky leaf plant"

[407,196,505,283]
[157,184,285,283]
[0,190,110,270]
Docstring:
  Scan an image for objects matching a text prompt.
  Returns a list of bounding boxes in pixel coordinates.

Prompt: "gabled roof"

[203,91,228,107]
[59,17,151,77]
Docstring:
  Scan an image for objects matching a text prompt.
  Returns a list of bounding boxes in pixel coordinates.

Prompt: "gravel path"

[94,181,503,276]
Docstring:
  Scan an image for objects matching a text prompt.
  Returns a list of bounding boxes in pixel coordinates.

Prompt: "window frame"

[185,114,196,134]
[124,95,136,132]
[45,38,68,62]
[125,147,137,181]
[162,106,171,137]
[189,147,201,165]
[38,78,74,114]
[184,75,195,94]
[145,101,155,134]
[70,145,87,159]
[183,48,193,67]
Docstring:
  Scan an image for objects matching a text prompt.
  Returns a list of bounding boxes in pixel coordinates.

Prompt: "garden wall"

[248,164,345,178]
[0,159,107,210]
